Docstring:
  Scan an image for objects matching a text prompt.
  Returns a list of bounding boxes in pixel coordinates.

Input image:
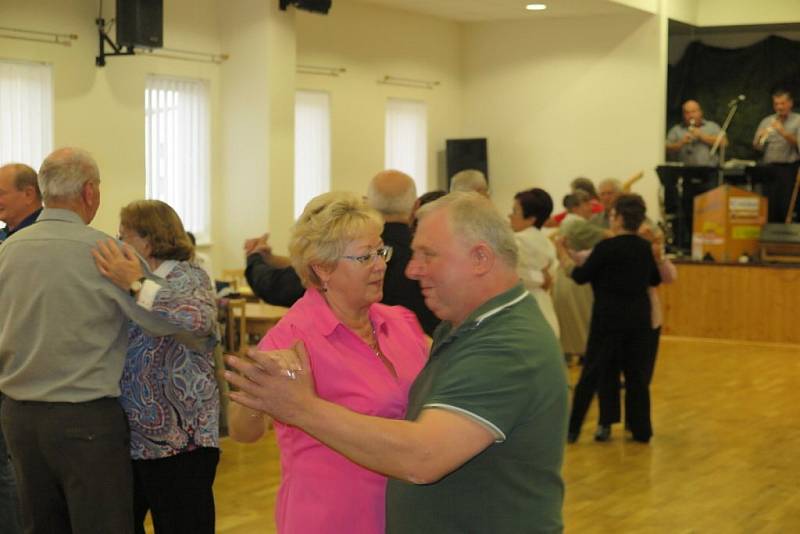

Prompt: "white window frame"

[385,98,427,194]
[294,90,331,219]
[145,75,211,242]
[0,59,53,169]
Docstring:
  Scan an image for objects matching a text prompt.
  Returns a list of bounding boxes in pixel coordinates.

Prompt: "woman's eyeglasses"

[341,246,393,265]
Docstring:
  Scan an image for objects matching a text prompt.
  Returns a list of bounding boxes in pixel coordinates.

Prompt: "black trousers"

[133,447,220,534]
[0,395,22,534]
[569,326,652,441]
[644,326,661,385]
[762,162,800,223]
[599,326,661,427]
[1,397,134,534]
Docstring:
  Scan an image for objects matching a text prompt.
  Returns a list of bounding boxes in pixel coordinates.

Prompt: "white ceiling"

[352,0,634,22]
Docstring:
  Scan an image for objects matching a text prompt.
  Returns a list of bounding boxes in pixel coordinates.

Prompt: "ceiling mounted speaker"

[446,138,489,186]
[279,0,332,15]
[116,0,163,48]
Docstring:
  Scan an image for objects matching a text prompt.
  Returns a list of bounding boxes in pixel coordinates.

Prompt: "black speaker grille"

[116,0,163,48]
[446,138,489,184]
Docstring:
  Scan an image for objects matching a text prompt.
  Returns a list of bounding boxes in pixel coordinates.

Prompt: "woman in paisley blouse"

[97,199,219,534]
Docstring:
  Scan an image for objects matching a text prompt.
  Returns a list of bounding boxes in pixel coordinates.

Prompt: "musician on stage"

[753,89,800,222]
[666,100,727,166]
[754,90,800,163]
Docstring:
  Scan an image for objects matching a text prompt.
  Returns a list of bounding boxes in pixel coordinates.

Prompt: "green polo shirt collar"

[432,282,529,353]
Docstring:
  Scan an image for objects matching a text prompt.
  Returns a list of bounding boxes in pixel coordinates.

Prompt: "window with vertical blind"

[145,75,210,241]
[0,60,53,169]
[385,98,427,194]
[294,90,331,219]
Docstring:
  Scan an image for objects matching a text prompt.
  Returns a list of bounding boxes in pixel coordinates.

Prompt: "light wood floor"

[157,336,800,533]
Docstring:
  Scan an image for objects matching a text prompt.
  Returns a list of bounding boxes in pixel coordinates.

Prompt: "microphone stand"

[710,99,742,185]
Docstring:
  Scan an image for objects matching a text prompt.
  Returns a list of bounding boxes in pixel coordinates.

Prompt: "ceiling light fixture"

[526,3,547,10]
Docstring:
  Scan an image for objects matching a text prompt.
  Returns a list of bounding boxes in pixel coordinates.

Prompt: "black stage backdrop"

[667,35,800,161]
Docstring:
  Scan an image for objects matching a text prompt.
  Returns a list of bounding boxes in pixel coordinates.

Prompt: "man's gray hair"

[418,192,518,268]
[598,177,622,193]
[38,148,100,204]
[366,170,417,216]
[563,190,590,210]
[449,169,488,194]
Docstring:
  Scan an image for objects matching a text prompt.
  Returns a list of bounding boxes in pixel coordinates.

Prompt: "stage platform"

[661,260,800,344]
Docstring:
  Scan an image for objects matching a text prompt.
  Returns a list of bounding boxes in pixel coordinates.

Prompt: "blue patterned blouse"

[120,260,220,460]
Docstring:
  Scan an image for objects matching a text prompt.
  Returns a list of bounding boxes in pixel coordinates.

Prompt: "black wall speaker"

[279,0,332,14]
[116,0,163,49]
[446,138,489,184]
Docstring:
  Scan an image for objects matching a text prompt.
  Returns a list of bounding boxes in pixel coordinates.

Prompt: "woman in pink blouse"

[229,192,428,534]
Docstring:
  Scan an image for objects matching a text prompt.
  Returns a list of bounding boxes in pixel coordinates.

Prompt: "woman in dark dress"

[557,194,661,443]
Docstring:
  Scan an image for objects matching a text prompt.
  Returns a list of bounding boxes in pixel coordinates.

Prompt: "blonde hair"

[417,192,518,268]
[289,192,384,288]
[120,200,194,261]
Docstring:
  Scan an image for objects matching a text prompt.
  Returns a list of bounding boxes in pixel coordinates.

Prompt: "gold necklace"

[367,329,383,358]
[354,322,382,358]
[363,323,397,377]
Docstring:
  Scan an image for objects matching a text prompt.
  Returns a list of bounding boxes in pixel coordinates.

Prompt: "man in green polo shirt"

[227,192,569,533]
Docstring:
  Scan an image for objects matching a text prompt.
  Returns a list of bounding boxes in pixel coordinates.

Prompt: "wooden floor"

[162,336,800,533]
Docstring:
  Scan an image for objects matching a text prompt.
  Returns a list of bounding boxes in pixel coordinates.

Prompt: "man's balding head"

[449,169,488,196]
[38,147,101,223]
[0,163,42,230]
[366,169,417,221]
[682,100,704,126]
[407,192,519,327]
[597,178,622,210]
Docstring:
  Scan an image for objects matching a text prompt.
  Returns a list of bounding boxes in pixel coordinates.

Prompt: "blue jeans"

[0,396,22,534]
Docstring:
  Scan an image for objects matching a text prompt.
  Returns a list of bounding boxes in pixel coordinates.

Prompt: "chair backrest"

[221,268,246,292]
[226,298,248,357]
[212,343,230,435]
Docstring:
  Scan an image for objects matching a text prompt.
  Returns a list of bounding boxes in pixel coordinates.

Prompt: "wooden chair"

[225,298,248,357]
[213,342,230,435]
[221,268,246,292]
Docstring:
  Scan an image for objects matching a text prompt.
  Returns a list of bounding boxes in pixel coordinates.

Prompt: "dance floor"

[148,336,800,533]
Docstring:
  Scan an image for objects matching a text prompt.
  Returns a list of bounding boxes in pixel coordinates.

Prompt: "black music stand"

[656,165,718,254]
[746,163,800,223]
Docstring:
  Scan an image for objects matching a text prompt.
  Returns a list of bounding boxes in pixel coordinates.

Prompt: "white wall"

[266,6,298,257]
[610,0,659,15]
[0,0,300,275]
[0,0,222,255]
[657,0,800,27]
[665,0,698,25]
[461,11,667,221]
[217,0,296,269]
[295,0,463,195]
[696,0,800,26]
